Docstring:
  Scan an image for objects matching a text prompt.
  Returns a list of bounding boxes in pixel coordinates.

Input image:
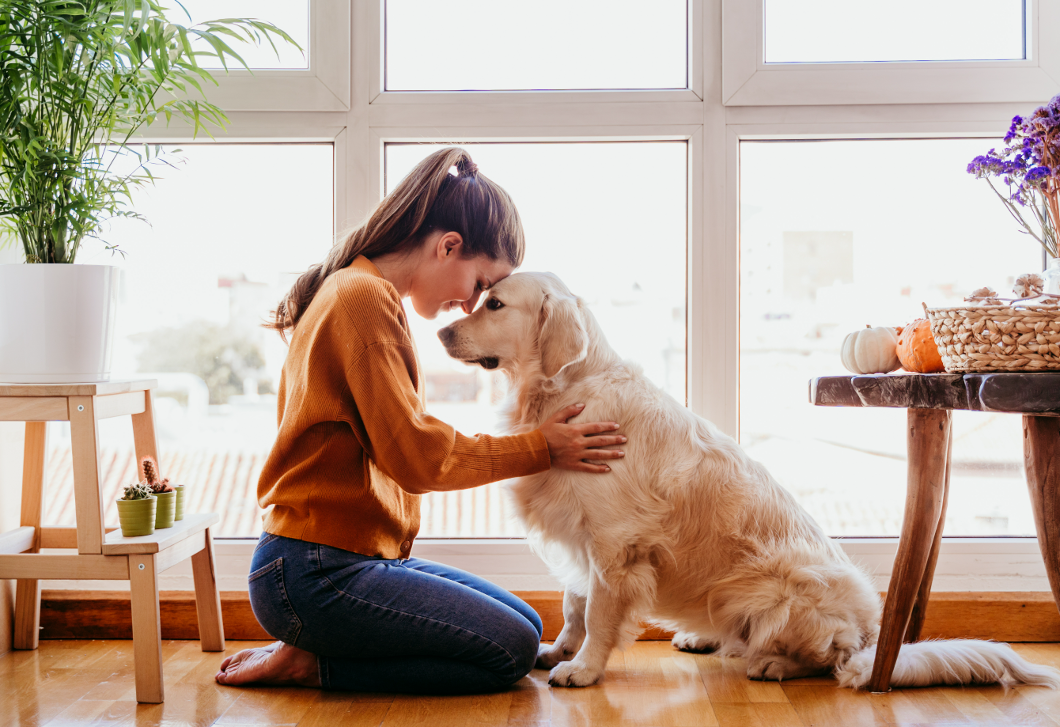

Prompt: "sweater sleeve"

[338,285,550,495]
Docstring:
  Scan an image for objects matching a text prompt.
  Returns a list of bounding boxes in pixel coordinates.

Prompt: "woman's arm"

[346,343,626,493]
[346,339,548,494]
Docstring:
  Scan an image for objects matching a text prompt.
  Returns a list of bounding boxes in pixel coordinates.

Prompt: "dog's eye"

[485,297,505,311]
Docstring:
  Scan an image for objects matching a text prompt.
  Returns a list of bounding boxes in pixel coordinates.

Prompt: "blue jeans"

[247,532,544,694]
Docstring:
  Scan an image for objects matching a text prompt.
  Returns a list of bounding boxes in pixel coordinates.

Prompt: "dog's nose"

[437,327,455,345]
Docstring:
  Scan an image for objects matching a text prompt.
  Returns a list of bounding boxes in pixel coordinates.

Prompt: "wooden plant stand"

[0,380,224,704]
[811,372,1060,692]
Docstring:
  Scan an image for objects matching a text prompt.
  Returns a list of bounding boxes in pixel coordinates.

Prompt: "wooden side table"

[810,372,1060,692]
[0,380,224,703]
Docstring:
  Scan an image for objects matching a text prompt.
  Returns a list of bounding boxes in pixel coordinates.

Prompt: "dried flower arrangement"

[964,273,1055,305]
[968,94,1060,257]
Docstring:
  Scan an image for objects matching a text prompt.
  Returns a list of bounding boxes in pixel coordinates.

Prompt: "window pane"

[42,144,333,538]
[386,0,687,91]
[386,142,687,535]
[765,0,1025,63]
[740,139,1041,536]
[178,0,309,70]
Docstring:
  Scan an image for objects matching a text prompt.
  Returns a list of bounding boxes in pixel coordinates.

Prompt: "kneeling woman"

[215,148,625,694]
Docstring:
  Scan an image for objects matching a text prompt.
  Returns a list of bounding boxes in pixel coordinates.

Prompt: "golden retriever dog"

[438,272,1060,690]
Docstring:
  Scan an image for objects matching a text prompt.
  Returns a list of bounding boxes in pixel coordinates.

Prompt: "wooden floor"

[6,641,1060,726]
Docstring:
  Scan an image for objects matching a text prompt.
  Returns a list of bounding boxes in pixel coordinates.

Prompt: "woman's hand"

[538,403,626,473]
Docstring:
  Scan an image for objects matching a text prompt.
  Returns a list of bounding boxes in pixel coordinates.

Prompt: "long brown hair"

[265,146,525,341]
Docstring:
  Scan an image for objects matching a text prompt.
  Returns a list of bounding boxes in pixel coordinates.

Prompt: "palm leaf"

[0,0,299,262]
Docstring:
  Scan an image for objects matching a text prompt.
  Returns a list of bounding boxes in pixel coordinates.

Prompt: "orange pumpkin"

[896,319,945,373]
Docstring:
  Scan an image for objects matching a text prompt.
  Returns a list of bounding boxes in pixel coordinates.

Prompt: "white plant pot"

[0,264,121,383]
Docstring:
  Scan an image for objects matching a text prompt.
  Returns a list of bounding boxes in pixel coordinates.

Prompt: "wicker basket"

[926,302,1060,372]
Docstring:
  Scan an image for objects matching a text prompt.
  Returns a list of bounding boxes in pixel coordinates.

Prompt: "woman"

[215,148,626,694]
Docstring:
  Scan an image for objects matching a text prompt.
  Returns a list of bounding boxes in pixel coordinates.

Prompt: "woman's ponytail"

[265,146,523,341]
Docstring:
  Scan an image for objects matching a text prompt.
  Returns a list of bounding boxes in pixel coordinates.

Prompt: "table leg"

[868,408,952,693]
[14,422,47,650]
[905,427,953,643]
[69,396,105,554]
[191,527,225,652]
[130,553,164,704]
[1023,416,1060,613]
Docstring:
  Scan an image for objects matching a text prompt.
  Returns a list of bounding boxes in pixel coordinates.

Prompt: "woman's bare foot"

[215,641,321,687]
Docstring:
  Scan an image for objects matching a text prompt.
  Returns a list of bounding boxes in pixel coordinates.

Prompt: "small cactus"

[142,456,173,493]
[120,482,153,501]
[142,457,158,485]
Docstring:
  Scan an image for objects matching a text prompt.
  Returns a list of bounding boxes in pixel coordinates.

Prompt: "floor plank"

[6,639,1060,726]
[297,691,393,727]
[783,684,886,727]
[696,652,788,705]
[712,702,803,727]
[382,693,513,726]
[864,687,971,726]
[506,671,552,725]
[976,685,1058,727]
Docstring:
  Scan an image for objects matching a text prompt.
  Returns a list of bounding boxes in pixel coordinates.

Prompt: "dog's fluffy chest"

[508,469,594,545]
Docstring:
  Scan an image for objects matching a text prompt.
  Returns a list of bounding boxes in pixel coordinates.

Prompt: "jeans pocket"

[248,557,303,645]
[256,532,281,550]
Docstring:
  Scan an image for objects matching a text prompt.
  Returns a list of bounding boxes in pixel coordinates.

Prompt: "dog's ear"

[539,292,589,378]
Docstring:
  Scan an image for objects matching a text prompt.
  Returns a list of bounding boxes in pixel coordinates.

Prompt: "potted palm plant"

[0,1,296,382]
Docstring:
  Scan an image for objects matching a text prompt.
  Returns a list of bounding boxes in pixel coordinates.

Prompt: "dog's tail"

[835,640,1060,689]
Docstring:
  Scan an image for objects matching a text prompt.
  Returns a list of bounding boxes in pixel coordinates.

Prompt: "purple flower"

[1025,166,1051,185]
[1005,115,1024,143]
[969,96,1060,257]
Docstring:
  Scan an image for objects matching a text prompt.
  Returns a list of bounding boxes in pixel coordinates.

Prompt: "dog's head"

[437,272,589,379]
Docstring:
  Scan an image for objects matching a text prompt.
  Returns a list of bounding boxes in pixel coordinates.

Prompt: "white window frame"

[20,0,1060,595]
[722,0,1060,106]
[199,0,351,112]
[367,0,704,103]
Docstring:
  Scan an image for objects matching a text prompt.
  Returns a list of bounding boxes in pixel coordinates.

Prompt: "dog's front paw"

[672,632,718,654]
[536,643,574,670]
[747,656,786,681]
[746,654,826,681]
[549,660,604,688]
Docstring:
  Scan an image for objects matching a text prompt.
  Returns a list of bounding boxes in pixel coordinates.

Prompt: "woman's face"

[409,231,515,320]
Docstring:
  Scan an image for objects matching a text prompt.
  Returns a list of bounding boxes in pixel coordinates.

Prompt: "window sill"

[35,536,1053,594]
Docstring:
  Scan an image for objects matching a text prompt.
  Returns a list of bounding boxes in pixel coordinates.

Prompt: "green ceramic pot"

[173,485,186,521]
[153,490,176,529]
[116,497,157,537]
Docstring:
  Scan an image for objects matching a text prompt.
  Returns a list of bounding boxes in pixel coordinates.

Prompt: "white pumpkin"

[840,325,901,374]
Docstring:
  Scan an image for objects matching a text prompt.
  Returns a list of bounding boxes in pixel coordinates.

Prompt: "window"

[179,0,311,69]
[764,0,1026,64]
[386,141,687,535]
[384,0,688,91]
[41,144,334,539]
[12,0,1058,591]
[740,138,1041,536]
[723,0,1057,105]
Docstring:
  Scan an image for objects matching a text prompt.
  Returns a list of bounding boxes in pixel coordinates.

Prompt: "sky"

[765,0,1025,63]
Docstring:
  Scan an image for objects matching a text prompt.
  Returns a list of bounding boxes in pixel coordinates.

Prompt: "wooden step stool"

[0,380,224,703]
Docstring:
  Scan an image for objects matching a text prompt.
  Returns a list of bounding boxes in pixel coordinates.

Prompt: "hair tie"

[460,160,479,177]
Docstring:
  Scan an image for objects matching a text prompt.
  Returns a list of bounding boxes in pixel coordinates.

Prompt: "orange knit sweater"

[257,256,551,558]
